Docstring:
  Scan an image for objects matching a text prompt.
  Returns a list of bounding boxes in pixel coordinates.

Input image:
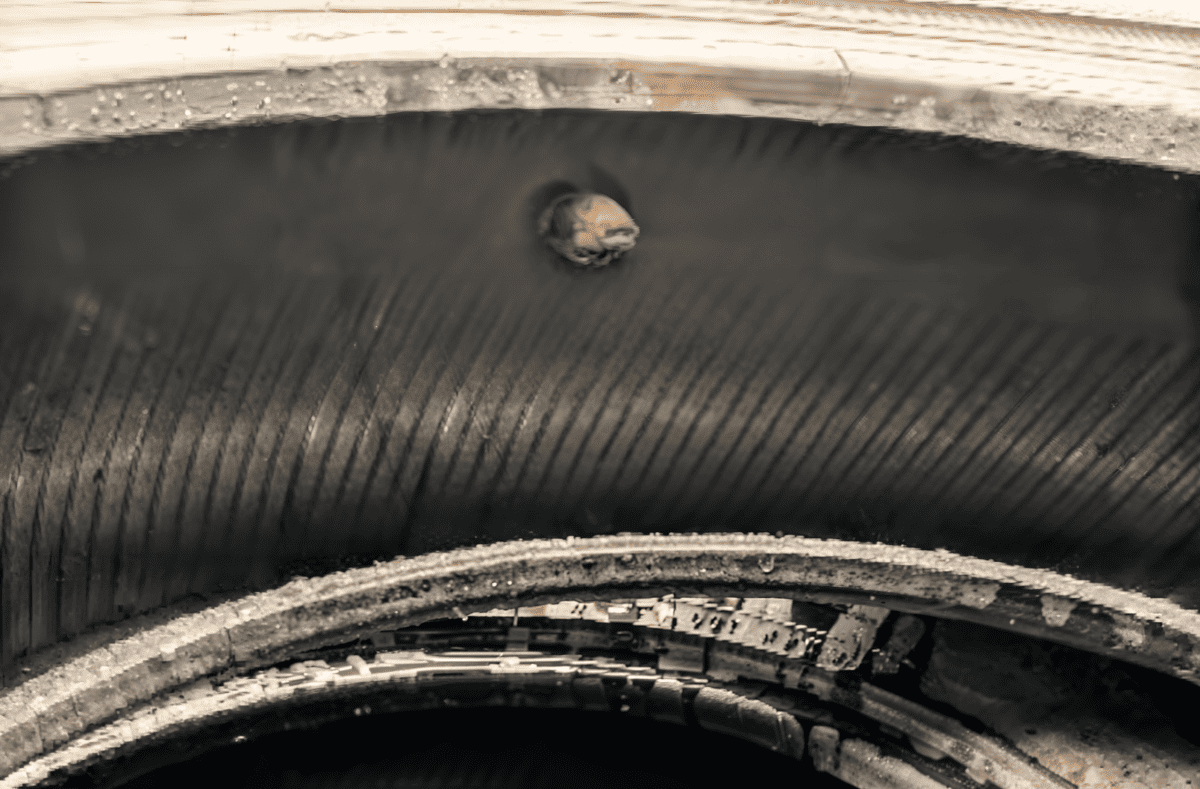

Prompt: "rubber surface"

[1,109,1199,675]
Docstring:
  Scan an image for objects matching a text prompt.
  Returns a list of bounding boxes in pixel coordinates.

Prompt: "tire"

[2,1,1200,784]
[4,103,1199,668]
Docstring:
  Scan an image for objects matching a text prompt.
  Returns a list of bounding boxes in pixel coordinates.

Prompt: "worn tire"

[3,7,1200,772]
[3,104,1199,674]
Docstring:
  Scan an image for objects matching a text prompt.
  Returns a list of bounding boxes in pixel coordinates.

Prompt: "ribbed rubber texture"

[1,110,1198,676]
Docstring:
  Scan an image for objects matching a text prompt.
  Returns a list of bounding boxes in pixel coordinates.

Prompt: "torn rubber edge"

[3,637,1062,789]
[2,532,1199,778]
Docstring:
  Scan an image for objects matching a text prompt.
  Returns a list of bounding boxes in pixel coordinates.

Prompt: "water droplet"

[758,555,775,574]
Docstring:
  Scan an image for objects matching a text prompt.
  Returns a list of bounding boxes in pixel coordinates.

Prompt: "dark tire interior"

[2,108,1199,677]
[80,707,846,789]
